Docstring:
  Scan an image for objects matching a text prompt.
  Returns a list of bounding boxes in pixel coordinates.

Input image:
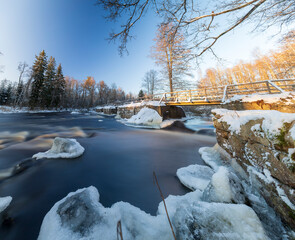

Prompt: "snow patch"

[33,137,84,160]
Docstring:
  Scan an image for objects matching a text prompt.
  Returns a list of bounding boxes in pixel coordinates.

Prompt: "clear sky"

[0,0,293,93]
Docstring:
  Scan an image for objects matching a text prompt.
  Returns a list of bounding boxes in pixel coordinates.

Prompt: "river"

[0,112,216,239]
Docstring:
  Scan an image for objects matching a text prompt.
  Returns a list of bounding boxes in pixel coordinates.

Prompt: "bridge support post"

[222,86,228,102]
[266,81,272,93]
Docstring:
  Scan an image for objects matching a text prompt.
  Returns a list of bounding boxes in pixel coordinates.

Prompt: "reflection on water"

[0,112,216,240]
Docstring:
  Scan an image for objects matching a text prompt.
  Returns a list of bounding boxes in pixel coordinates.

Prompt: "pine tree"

[29,50,47,109]
[51,63,65,108]
[41,56,56,108]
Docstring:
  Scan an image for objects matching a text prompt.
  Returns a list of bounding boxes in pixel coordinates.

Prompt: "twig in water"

[153,171,176,240]
[117,220,123,240]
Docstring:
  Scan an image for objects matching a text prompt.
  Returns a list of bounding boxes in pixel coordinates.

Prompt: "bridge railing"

[153,79,295,104]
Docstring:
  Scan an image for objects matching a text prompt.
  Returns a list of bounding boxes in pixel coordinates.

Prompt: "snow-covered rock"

[127,107,162,125]
[0,196,12,213]
[176,164,214,191]
[33,137,84,160]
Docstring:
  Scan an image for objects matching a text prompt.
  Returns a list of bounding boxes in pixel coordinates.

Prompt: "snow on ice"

[33,137,84,160]
[0,196,12,213]
[127,107,163,126]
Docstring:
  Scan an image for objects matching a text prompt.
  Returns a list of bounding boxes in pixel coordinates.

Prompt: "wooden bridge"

[152,79,295,106]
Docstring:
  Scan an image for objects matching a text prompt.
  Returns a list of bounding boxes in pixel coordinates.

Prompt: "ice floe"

[0,196,12,213]
[176,164,214,191]
[33,137,84,160]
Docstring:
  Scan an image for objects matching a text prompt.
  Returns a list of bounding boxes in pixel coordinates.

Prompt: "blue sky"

[0,0,293,93]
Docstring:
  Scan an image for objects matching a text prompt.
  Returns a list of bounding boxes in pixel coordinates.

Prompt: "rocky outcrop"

[212,109,295,230]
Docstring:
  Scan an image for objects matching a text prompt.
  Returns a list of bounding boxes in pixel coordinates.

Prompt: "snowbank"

[127,107,162,125]
[38,186,268,240]
[33,137,84,160]
[223,92,295,105]
[0,196,12,213]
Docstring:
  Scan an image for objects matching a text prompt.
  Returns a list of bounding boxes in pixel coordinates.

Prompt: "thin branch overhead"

[96,0,295,57]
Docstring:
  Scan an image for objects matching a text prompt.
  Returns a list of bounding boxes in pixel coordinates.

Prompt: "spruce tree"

[51,64,65,108]
[138,89,144,99]
[29,50,47,109]
[41,56,56,108]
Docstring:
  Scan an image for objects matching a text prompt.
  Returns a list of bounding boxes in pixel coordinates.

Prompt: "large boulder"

[212,109,295,229]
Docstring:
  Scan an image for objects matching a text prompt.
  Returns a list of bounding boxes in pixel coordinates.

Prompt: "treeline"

[198,30,295,88]
[0,50,135,109]
[63,77,135,108]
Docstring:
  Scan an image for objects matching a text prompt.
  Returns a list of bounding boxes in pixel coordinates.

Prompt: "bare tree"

[142,69,158,96]
[14,62,29,107]
[96,0,295,57]
[151,23,192,92]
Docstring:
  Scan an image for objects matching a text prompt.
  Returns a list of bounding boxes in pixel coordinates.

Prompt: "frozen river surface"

[0,112,216,239]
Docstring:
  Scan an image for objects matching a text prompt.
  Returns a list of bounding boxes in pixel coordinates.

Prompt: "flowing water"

[0,112,216,239]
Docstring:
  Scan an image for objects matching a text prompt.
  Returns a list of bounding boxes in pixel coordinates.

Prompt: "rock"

[161,120,195,133]
[212,109,295,229]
